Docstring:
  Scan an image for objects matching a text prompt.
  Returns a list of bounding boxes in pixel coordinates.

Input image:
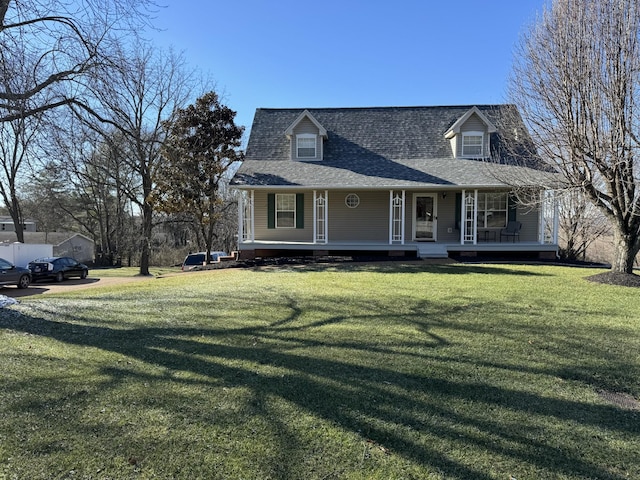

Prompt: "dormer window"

[285,110,328,161]
[296,134,317,158]
[444,107,496,159]
[462,132,484,157]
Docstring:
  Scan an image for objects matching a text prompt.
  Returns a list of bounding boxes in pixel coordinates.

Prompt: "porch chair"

[500,221,522,242]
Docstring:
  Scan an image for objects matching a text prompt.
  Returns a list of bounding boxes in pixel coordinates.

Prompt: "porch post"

[538,191,545,244]
[313,190,317,244]
[460,189,465,244]
[389,190,405,244]
[401,190,406,245]
[553,190,559,245]
[461,189,478,244]
[238,190,244,244]
[473,190,478,245]
[389,190,393,244]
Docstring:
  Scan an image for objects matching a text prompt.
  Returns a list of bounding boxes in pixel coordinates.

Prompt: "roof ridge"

[256,104,511,112]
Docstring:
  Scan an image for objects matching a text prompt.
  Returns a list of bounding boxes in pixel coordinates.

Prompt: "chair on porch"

[500,221,522,242]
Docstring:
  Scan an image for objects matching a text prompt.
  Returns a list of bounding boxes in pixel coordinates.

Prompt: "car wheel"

[80,270,87,279]
[17,275,30,289]
[55,271,64,282]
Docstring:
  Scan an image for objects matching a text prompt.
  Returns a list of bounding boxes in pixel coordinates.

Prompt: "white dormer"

[444,106,497,159]
[284,110,328,161]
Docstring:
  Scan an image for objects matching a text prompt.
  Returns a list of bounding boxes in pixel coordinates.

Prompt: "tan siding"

[433,195,460,242]
[517,205,539,242]
[328,191,389,241]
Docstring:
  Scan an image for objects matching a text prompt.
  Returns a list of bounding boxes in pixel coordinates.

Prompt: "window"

[345,193,360,208]
[477,192,507,228]
[296,134,317,158]
[276,194,296,228]
[462,132,484,157]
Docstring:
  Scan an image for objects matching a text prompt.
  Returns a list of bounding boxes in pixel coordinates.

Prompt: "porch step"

[416,243,449,259]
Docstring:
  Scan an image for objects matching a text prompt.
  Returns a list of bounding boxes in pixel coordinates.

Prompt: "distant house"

[0,216,36,232]
[0,232,95,264]
[230,105,558,260]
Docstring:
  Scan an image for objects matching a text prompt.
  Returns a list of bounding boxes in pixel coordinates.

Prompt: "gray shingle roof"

[232,105,546,189]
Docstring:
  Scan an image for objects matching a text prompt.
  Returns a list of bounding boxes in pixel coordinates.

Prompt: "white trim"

[444,106,497,139]
[461,131,484,158]
[296,133,317,159]
[313,190,328,244]
[284,109,328,138]
[389,190,406,244]
[275,193,296,229]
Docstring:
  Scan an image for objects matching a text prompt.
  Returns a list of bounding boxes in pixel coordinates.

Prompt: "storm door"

[413,194,437,241]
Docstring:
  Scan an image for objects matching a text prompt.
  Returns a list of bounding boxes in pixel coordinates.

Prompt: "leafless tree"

[78,39,194,275]
[509,0,640,274]
[0,0,155,122]
[0,106,44,242]
[555,190,610,261]
[0,0,156,240]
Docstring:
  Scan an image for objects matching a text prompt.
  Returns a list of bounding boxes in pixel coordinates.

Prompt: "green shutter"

[455,193,462,230]
[267,194,275,229]
[508,193,517,222]
[296,193,304,229]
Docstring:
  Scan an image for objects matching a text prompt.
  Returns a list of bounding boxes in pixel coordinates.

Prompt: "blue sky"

[150,1,544,135]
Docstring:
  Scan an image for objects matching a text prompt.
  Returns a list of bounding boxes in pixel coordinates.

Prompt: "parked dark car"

[0,257,31,288]
[28,256,89,282]
[182,251,228,271]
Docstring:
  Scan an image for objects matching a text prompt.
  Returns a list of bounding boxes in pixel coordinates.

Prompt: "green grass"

[89,266,181,278]
[1,262,639,479]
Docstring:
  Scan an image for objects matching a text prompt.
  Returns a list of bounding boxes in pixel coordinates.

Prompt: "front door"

[414,194,437,241]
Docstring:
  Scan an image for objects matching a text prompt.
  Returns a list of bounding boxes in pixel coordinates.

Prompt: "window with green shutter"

[268,193,304,229]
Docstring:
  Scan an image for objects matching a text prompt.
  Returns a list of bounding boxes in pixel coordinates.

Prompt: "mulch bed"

[586,271,640,288]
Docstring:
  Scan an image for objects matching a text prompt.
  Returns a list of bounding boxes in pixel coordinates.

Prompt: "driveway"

[1,276,150,298]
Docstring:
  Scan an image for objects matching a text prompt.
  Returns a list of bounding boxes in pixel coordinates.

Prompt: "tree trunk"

[8,195,24,243]
[611,228,639,274]
[139,202,153,276]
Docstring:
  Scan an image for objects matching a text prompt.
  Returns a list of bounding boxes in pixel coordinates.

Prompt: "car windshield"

[184,254,205,265]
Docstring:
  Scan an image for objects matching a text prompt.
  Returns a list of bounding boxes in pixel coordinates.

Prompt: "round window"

[345,193,360,208]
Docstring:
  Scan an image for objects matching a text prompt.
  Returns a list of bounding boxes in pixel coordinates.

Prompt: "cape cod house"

[230,105,558,260]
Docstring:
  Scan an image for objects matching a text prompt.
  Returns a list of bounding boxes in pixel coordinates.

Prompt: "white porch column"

[460,189,465,244]
[553,191,559,245]
[313,190,328,244]
[240,190,254,243]
[237,190,243,243]
[461,189,478,244]
[389,190,405,244]
[539,191,546,244]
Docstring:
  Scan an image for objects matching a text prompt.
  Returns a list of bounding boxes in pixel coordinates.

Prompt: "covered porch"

[237,188,559,259]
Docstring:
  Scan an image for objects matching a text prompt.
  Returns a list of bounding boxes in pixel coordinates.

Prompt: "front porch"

[236,188,559,260]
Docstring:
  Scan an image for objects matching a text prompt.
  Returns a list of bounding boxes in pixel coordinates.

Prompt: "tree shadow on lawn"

[252,261,552,277]
[1,303,637,479]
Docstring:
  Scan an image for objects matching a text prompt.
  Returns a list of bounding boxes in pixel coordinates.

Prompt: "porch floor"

[238,240,558,259]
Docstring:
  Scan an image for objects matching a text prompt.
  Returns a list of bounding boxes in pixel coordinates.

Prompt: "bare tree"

[554,190,609,261]
[0,106,44,242]
[0,0,155,240]
[79,39,194,275]
[0,0,155,122]
[510,0,640,274]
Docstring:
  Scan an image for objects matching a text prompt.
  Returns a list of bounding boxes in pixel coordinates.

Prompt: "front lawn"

[1,262,638,479]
